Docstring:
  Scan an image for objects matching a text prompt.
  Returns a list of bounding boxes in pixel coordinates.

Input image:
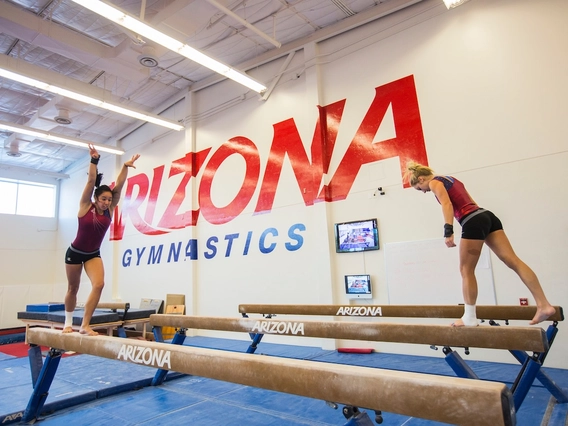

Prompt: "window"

[0,178,56,217]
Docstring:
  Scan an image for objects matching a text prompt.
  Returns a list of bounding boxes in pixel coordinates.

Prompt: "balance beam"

[149,315,548,352]
[238,304,564,322]
[97,302,130,311]
[26,328,515,426]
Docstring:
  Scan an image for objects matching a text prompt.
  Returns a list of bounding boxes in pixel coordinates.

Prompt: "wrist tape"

[443,223,454,238]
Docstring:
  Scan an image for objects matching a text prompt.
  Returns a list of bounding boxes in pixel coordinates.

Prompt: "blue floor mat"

[1,336,567,426]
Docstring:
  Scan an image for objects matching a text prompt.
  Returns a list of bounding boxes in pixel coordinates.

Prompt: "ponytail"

[405,161,434,186]
[94,171,103,188]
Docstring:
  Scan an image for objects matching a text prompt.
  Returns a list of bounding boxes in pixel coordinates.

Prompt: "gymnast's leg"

[64,263,82,333]
[452,238,484,327]
[485,230,555,324]
[80,257,105,336]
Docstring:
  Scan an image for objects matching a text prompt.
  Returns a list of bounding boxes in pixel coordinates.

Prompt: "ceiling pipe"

[205,0,282,48]
[0,163,69,179]
[192,0,428,93]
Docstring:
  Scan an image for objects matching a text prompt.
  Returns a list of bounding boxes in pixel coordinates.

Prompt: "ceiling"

[0,0,425,179]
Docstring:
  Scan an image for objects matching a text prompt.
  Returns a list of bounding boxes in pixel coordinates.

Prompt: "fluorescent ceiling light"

[443,0,470,9]
[69,0,267,94]
[0,68,184,132]
[0,120,125,155]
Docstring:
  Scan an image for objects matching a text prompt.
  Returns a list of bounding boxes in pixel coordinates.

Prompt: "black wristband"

[91,156,99,165]
[444,223,454,238]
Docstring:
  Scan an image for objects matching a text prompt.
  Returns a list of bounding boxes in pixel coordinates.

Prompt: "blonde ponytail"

[405,161,434,186]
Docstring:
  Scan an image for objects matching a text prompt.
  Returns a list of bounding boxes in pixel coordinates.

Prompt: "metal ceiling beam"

[0,163,69,180]
[0,0,149,82]
[191,0,430,92]
[205,0,282,48]
[112,0,433,141]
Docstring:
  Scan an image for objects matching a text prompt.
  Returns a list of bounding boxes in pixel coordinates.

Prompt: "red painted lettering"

[255,100,346,214]
[112,75,428,239]
[323,75,428,200]
[199,137,260,225]
[158,149,210,229]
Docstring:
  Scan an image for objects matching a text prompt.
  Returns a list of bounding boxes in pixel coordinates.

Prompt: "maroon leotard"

[71,203,112,253]
[432,176,479,223]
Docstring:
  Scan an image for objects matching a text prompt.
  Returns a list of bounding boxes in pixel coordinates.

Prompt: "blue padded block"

[0,332,25,345]
[117,308,155,321]
[47,309,120,325]
[17,311,49,321]
[25,303,65,313]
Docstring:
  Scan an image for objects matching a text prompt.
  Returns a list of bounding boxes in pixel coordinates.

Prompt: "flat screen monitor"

[345,274,372,299]
[334,218,379,253]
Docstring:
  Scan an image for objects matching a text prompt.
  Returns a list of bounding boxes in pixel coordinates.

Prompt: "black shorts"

[460,210,503,240]
[65,246,101,265]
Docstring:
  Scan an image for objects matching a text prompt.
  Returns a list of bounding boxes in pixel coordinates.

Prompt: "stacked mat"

[18,303,120,325]
[17,303,156,325]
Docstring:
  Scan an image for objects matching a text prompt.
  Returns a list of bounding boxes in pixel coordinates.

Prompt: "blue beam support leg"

[511,355,542,410]
[22,348,63,423]
[511,350,568,403]
[443,347,479,379]
[152,329,187,386]
[247,333,264,354]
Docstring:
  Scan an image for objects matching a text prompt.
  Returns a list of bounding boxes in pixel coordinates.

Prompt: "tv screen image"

[335,218,379,253]
[345,274,372,299]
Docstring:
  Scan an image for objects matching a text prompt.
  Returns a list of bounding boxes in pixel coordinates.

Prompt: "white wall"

[2,0,567,367]
[0,169,59,328]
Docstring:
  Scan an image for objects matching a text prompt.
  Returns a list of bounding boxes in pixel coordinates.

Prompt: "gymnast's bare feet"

[529,305,556,325]
[451,318,479,327]
[79,326,99,336]
[62,326,73,333]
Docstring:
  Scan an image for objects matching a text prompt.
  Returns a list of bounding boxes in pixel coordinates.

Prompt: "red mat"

[0,342,78,358]
[337,348,374,354]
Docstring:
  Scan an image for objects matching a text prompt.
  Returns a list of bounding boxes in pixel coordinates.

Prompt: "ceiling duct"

[54,108,72,125]
[6,141,22,157]
[137,45,159,68]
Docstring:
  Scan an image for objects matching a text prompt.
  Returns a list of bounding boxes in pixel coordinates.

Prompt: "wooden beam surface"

[238,304,564,321]
[150,315,548,352]
[26,328,515,426]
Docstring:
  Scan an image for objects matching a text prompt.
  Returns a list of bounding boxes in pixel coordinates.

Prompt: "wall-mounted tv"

[345,274,372,299]
[334,218,379,253]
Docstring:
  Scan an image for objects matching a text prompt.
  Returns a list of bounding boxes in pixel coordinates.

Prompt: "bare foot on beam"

[79,327,99,336]
[451,318,479,327]
[529,306,556,325]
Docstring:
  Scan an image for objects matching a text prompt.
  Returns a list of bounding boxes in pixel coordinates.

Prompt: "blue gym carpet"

[1,336,567,425]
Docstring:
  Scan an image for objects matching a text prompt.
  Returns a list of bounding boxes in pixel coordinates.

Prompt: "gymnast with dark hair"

[405,161,555,327]
[63,144,140,335]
